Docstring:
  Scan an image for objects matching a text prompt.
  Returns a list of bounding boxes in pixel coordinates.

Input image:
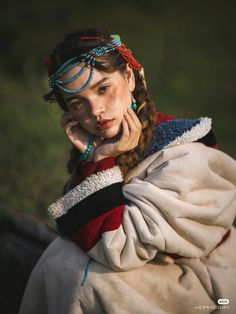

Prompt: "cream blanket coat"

[19,119,236,314]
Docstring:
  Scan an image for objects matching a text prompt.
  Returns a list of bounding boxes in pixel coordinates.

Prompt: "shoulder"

[143,116,217,159]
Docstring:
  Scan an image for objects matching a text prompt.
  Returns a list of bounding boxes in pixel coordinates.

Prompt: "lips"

[96,119,114,131]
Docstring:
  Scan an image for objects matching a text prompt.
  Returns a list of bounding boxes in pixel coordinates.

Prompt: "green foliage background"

[1,0,236,219]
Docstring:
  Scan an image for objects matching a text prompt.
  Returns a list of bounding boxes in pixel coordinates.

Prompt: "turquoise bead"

[80,134,94,161]
[132,103,138,111]
[49,41,119,93]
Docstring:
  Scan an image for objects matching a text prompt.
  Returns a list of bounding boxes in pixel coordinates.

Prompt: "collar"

[142,117,212,159]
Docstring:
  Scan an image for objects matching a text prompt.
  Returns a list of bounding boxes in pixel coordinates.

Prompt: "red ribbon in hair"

[80,36,142,71]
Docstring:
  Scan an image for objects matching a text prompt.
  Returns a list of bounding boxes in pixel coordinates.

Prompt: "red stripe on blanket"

[70,205,125,251]
[211,143,219,149]
[72,157,117,187]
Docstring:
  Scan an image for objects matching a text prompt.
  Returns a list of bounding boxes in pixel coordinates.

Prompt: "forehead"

[60,64,123,98]
[61,64,102,84]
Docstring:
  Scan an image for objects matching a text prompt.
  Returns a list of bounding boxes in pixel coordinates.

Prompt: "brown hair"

[44,28,156,180]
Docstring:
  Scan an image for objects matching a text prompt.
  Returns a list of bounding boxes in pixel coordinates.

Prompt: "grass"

[0,77,70,219]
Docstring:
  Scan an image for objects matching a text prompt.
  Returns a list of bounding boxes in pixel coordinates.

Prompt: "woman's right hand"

[61,112,89,153]
[61,112,102,160]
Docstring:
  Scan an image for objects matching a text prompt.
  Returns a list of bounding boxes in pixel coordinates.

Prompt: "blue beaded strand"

[56,66,95,94]
[54,65,87,86]
[48,38,121,94]
[79,134,94,161]
[54,56,78,76]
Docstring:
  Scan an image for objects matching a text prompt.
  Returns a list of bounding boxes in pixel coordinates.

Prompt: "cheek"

[73,109,90,127]
[108,85,130,115]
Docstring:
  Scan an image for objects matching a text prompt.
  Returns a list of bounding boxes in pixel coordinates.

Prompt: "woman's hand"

[61,112,101,161]
[94,107,142,161]
[61,108,142,162]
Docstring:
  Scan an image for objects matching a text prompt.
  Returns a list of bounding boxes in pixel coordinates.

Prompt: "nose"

[89,96,105,119]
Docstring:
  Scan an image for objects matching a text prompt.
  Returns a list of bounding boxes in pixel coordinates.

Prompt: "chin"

[101,125,120,139]
[102,131,118,139]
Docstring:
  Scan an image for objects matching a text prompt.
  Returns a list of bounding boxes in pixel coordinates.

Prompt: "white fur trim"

[166,117,212,149]
[48,166,123,219]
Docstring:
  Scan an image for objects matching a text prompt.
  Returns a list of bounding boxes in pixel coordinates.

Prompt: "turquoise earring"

[132,95,138,111]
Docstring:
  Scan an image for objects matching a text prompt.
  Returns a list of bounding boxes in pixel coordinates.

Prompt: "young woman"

[19,28,236,314]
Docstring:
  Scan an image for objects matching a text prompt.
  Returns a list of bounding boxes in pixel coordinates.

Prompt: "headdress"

[45,35,145,94]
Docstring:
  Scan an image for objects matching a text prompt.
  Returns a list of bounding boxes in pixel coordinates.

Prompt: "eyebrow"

[65,77,109,102]
[90,77,109,90]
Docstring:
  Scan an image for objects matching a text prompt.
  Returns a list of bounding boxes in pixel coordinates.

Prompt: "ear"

[124,64,135,92]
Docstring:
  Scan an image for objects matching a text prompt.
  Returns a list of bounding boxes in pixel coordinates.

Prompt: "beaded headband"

[46,35,142,94]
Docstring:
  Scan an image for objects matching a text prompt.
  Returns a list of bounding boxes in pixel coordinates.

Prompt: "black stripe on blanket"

[56,182,126,236]
[196,130,217,147]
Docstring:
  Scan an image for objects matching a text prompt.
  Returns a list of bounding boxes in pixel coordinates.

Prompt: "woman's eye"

[69,100,83,111]
[99,85,110,94]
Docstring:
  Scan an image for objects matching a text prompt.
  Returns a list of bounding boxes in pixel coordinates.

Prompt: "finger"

[64,121,79,130]
[123,113,140,147]
[117,117,130,149]
[127,107,142,129]
[116,118,132,153]
[64,121,83,138]
[63,124,78,141]
[124,110,137,132]
[94,137,103,148]
[125,108,142,133]
[124,110,142,148]
[65,124,76,138]
[65,126,84,148]
[61,112,76,128]
[121,116,130,138]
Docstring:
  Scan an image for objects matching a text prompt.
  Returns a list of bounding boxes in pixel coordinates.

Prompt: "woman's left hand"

[94,107,142,161]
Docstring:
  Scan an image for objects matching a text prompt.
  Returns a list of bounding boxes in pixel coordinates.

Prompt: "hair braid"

[116,72,156,180]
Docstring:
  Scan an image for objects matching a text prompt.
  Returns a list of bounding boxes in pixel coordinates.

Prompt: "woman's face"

[60,64,135,139]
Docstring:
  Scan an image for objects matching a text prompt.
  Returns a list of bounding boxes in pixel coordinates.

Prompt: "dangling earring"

[132,95,138,111]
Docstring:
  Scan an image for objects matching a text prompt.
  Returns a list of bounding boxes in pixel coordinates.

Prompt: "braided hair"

[44,28,156,180]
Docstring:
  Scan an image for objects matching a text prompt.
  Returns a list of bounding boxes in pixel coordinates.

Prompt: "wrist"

[94,153,107,162]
